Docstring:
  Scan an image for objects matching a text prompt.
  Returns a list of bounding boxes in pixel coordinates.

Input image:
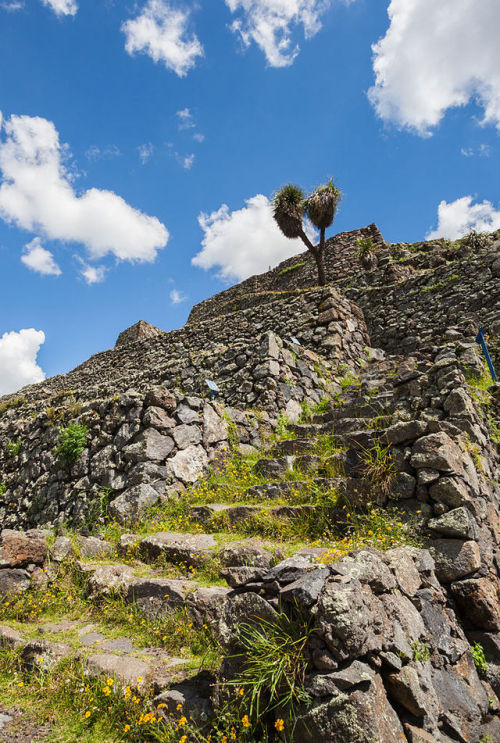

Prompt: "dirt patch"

[0,708,51,743]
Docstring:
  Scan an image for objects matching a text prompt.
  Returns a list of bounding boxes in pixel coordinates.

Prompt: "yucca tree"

[272,180,342,286]
[305,179,342,286]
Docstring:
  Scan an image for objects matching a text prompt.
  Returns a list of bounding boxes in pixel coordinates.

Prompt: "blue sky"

[0,0,499,393]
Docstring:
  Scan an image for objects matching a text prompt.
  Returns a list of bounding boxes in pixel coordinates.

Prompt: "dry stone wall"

[188,227,499,357]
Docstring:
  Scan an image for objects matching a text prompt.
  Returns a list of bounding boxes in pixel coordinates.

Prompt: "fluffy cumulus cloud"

[0,113,169,266]
[21,237,61,276]
[369,0,500,135]
[427,196,500,240]
[122,0,203,77]
[193,193,316,281]
[225,0,341,67]
[0,329,46,396]
[78,261,107,285]
[41,0,78,17]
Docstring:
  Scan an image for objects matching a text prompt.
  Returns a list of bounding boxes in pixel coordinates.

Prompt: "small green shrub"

[6,439,21,457]
[0,482,6,495]
[359,440,397,497]
[413,642,431,662]
[471,642,489,674]
[356,236,378,259]
[56,423,88,466]
[228,610,313,717]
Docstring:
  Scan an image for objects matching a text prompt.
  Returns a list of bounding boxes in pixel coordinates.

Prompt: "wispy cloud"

[169,288,187,304]
[85,144,121,161]
[138,142,154,164]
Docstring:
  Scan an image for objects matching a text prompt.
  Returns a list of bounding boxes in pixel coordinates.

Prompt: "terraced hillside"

[0,226,499,743]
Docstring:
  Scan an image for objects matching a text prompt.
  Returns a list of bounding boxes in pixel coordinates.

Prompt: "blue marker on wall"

[475,328,498,382]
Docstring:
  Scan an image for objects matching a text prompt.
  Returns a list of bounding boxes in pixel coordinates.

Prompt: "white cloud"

[193,132,205,143]
[176,108,195,130]
[21,237,61,276]
[0,329,45,395]
[1,1,25,11]
[169,288,187,304]
[427,196,500,240]
[77,259,107,285]
[225,0,338,68]
[193,193,316,282]
[180,153,194,170]
[138,142,154,164]
[41,0,77,17]
[122,0,203,77]
[460,144,490,158]
[85,144,121,161]
[369,0,500,135]
[0,113,169,265]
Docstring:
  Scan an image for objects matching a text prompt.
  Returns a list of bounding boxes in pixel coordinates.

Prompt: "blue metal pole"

[475,328,498,382]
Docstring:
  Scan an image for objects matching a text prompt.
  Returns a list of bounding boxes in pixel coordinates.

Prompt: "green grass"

[279,262,305,276]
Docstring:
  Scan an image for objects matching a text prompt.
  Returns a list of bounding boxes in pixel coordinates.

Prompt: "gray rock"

[176,404,200,425]
[254,456,294,479]
[294,674,407,743]
[20,640,73,671]
[429,477,472,508]
[173,424,202,450]
[143,406,176,431]
[0,569,30,595]
[140,532,216,566]
[123,428,174,462]
[219,566,267,588]
[186,586,231,626]
[50,536,75,562]
[87,564,134,600]
[127,578,190,618]
[219,543,274,569]
[410,432,466,475]
[109,483,160,524]
[386,421,427,445]
[279,567,329,607]
[202,404,227,446]
[430,539,481,583]
[218,592,278,651]
[428,507,478,539]
[76,536,114,559]
[166,445,209,483]
[308,661,376,696]
[386,549,421,597]
[443,388,476,419]
[389,472,416,500]
[86,653,151,688]
[0,624,24,648]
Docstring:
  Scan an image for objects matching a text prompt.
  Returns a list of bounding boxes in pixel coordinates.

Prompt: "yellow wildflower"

[275,719,285,732]
[241,715,250,728]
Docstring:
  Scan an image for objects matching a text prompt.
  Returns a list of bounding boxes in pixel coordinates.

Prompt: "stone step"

[245,478,340,501]
[188,502,339,527]
[272,438,317,456]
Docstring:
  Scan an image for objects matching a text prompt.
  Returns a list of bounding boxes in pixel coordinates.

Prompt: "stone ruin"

[0,224,499,742]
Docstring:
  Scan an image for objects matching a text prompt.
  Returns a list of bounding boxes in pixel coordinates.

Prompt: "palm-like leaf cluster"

[272,178,343,286]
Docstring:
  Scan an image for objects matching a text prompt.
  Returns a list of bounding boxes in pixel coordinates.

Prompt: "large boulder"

[0,529,47,568]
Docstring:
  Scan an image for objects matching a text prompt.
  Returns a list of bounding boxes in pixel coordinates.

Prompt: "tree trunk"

[299,229,327,285]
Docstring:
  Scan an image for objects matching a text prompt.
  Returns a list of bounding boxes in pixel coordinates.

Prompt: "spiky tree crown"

[272,184,306,239]
[306,179,343,231]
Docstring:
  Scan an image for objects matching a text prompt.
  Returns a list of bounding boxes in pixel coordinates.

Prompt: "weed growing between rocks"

[56,422,88,466]
[227,610,312,721]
